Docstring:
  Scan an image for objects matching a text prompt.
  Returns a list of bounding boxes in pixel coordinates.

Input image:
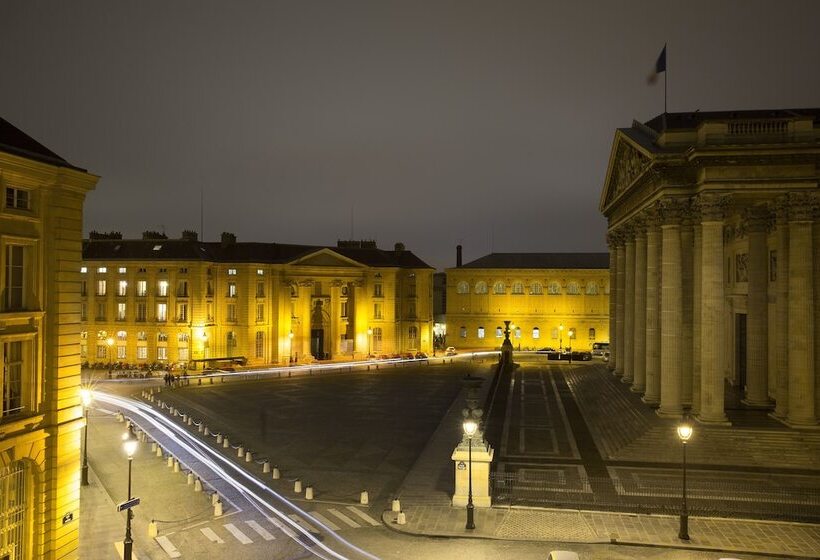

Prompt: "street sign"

[117,497,140,512]
[62,512,74,525]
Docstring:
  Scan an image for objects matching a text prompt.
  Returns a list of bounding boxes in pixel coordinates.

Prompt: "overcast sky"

[2,1,819,270]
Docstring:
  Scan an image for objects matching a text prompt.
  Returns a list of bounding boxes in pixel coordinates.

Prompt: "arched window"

[178,333,189,342]
[117,330,127,340]
[530,282,543,295]
[588,328,596,340]
[493,281,505,294]
[496,326,503,338]
[255,331,264,358]
[512,282,524,294]
[457,281,469,294]
[586,282,599,295]
[97,330,108,340]
[137,331,147,341]
[409,326,418,348]
[460,326,467,338]
[532,327,540,339]
[477,326,485,339]
[514,327,521,339]
[372,327,383,352]
[475,281,488,294]
[567,282,580,295]
[548,282,561,295]
[157,332,168,343]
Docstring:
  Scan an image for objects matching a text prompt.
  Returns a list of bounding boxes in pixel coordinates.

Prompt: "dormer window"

[5,187,30,210]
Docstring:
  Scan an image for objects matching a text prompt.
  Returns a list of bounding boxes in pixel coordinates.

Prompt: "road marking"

[345,506,381,526]
[328,508,361,528]
[310,511,341,531]
[155,535,182,558]
[114,541,142,559]
[268,516,298,538]
[200,527,224,544]
[224,523,253,544]
[246,520,276,541]
[288,514,319,533]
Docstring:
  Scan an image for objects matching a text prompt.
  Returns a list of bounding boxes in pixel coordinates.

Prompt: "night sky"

[2,1,819,270]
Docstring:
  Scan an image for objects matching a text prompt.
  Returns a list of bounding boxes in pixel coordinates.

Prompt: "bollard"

[245,451,252,462]
[210,377,214,384]
[294,479,302,493]
[187,416,193,426]
[272,466,280,480]
[182,414,188,423]
[187,472,194,485]
[156,445,163,458]
[391,499,401,512]
[166,456,173,467]
[214,499,223,517]
[397,511,406,525]
[263,461,270,473]
[305,486,314,500]
[360,491,369,505]
[151,442,158,452]
[223,437,230,449]
[148,520,158,538]
[198,423,204,433]
[194,478,203,492]
[198,378,202,386]
[237,446,244,458]
[173,460,180,473]
[204,426,210,436]
[216,434,223,444]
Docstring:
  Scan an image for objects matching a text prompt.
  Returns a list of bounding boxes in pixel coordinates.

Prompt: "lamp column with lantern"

[122,426,139,560]
[80,389,92,486]
[106,337,115,378]
[463,418,478,530]
[367,327,373,358]
[677,419,693,540]
[568,328,575,364]
[288,331,294,364]
[559,324,564,353]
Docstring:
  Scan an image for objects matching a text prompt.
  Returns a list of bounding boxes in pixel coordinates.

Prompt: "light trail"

[96,391,381,560]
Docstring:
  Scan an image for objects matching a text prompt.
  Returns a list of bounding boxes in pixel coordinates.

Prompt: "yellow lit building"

[445,251,610,351]
[0,117,98,559]
[81,235,433,367]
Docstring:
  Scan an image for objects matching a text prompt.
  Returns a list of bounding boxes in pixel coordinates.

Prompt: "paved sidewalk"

[387,361,820,559]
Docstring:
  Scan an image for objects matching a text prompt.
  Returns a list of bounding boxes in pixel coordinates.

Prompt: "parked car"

[547,552,579,560]
[445,346,457,356]
[537,347,557,354]
[402,352,415,360]
[592,342,610,357]
[415,352,428,359]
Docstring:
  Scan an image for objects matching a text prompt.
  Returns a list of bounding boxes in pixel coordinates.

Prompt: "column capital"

[655,196,689,225]
[692,192,730,222]
[630,215,648,237]
[787,191,818,222]
[606,229,625,248]
[743,204,773,234]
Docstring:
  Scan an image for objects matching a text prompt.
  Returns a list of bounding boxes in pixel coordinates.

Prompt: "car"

[537,347,557,354]
[592,342,610,357]
[401,352,415,360]
[415,352,428,359]
[547,552,579,560]
[445,346,457,356]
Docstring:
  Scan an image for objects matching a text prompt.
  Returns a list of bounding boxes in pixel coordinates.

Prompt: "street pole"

[81,405,90,486]
[679,438,689,540]
[124,456,134,560]
[466,433,475,530]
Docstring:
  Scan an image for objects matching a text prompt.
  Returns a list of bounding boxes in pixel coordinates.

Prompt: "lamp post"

[676,420,693,540]
[463,418,478,530]
[122,426,139,560]
[367,328,373,358]
[288,331,294,365]
[568,328,575,364]
[558,324,564,352]
[80,389,92,486]
[106,337,115,378]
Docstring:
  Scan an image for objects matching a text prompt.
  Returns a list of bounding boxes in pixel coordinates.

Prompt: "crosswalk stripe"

[267,516,298,538]
[345,506,381,526]
[246,520,276,541]
[155,536,182,558]
[224,523,253,544]
[200,527,224,543]
[310,511,341,531]
[288,514,319,533]
[328,508,361,528]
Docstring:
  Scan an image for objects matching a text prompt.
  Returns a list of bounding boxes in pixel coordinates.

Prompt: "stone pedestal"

[451,440,494,508]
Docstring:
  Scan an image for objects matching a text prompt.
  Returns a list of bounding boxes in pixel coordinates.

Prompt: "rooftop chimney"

[220,232,236,246]
[181,230,198,241]
[457,245,463,267]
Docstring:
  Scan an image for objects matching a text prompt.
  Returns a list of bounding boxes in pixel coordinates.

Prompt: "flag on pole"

[647,45,666,85]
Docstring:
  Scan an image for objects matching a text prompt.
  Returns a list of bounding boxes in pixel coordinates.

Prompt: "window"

[408,326,418,348]
[117,330,127,340]
[157,347,167,360]
[177,303,188,322]
[136,302,147,322]
[136,280,147,297]
[548,281,561,295]
[80,303,87,321]
[586,282,599,295]
[96,302,106,320]
[512,282,524,295]
[178,347,189,361]
[81,280,87,296]
[118,280,128,296]
[118,267,127,274]
[5,187,30,210]
[137,346,148,360]
[97,267,107,274]
[567,282,580,295]
[157,303,167,322]
[515,327,521,339]
[374,283,383,297]
[374,303,383,319]
[256,281,265,298]
[96,344,107,359]
[207,281,214,297]
[255,331,264,358]
[117,345,126,360]
[178,333,189,342]
[460,326,467,338]
[589,328,596,340]
[157,280,169,297]
[477,327,485,339]
[475,281,487,294]
[5,245,24,310]
[493,281,505,295]
[226,332,237,355]
[156,332,168,343]
[179,267,188,274]
[530,282,543,295]
[341,301,348,318]
[3,341,24,416]
[117,303,126,320]
[456,281,469,294]
[80,266,87,274]
[137,331,147,341]
[256,303,264,322]
[227,303,237,322]
[372,327,383,352]
[207,302,214,322]
[257,269,264,276]
[408,302,416,318]
[228,268,237,276]
[533,327,540,339]
[177,280,188,297]
[96,280,107,296]
[496,326,503,338]
[138,267,147,273]
[551,327,559,340]
[227,282,237,298]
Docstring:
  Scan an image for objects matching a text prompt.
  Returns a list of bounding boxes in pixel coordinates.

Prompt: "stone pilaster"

[643,209,661,406]
[787,192,818,426]
[658,197,685,417]
[606,232,619,371]
[744,205,773,407]
[632,220,647,392]
[623,230,636,383]
[691,221,702,415]
[681,218,695,406]
[774,197,790,418]
[615,238,626,377]
[697,193,730,423]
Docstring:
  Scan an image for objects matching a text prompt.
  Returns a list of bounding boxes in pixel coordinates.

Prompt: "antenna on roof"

[200,187,205,242]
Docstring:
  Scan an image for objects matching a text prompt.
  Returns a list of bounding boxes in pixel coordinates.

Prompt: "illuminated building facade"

[81,235,433,367]
[602,108,820,426]
[0,118,98,559]
[445,250,610,351]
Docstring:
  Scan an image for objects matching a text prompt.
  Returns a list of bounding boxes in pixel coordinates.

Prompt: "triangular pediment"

[290,248,366,268]
[599,131,653,212]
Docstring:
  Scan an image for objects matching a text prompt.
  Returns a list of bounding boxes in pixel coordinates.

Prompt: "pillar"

[681,222,694,405]
[774,199,790,418]
[632,224,647,392]
[691,223,702,415]
[745,206,772,407]
[615,240,626,377]
[644,215,661,406]
[607,233,618,371]
[659,198,684,417]
[623,233,636,383]
[451,437,494,508]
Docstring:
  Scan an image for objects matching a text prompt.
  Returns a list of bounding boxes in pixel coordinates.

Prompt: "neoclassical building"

[601,108,820,427]
[0,117,99,558]
[82,235,433,367]
[445,249,610,351]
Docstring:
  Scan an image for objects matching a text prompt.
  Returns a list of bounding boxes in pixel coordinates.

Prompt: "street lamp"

[558,324,564,353]
[106,337,115,378]
[463,418,478,530]
[676,420,693,540]
[80,389,93,486]
[288,331,294,365]
[568,328,575,364]
[367,328,373,358]
[122,425,139,560]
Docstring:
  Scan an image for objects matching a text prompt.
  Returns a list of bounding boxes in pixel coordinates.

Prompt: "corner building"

[81,236,433,367]
[445,252,610,351]
[601,108,820,426]
[0,118,98,558]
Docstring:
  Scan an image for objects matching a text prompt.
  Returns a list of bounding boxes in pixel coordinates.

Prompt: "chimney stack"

[456,245,463,267]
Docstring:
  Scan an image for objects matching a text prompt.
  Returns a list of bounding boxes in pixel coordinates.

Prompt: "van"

[592,342,610,357]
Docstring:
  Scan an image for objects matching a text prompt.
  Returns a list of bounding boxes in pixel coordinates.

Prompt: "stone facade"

[601,108,820,426]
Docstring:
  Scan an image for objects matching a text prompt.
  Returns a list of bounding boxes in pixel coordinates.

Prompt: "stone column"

[681,220,695,406]
[691,222,703,415]
[615,239,626,377]
[774,199,790,418]
[607,232,618,371]
[658,198,684,417]
[698,194,729,423]
[744,206,772,407]
[632,222,647,392]
[643,211,661,406]
[623,232,636,383]
[787,192,817,426]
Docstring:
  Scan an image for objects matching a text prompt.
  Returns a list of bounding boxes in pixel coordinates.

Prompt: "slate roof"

[0,117,85,171]
[643,108,820,133]
[82,239,432,269]
[458,253,609,270]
